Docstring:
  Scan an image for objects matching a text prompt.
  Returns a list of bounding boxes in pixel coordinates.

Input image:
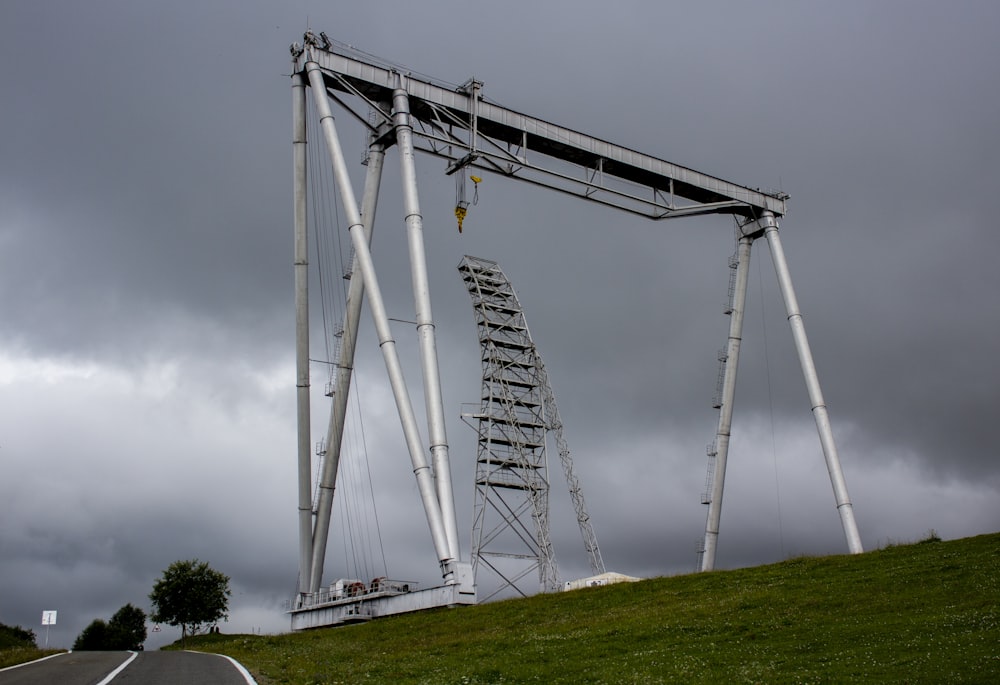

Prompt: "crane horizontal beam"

[294,37,787,220]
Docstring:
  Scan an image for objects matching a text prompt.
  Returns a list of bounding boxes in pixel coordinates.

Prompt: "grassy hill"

[189,532,998,684]
[0,623,63,669]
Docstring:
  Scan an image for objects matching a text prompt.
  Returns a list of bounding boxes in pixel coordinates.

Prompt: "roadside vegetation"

[1,558,230,669]
[150,558,232,648]
[0,623,63,669]
[180,532,998,684]
[72,603,148,651]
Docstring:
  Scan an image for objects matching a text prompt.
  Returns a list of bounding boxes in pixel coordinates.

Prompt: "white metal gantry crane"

[288,31,862,628]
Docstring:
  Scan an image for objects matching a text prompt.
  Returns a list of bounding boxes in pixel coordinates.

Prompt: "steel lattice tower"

[459,256,604,600]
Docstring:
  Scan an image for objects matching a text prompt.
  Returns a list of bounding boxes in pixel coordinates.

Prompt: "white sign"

[41,611,57,626]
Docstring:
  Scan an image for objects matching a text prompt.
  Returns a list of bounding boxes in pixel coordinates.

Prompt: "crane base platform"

[290,565,476,630]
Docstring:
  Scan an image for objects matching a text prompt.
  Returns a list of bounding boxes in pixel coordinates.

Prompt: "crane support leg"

[292,70,313,595]
[701,234,753,571]
[304,56,456,575]
[756,212,864,555]
[393,82,462,567]
[308,136,387,594]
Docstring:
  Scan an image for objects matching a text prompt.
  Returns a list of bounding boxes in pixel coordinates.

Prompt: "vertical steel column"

[308,137,387,593]
[292,71,313,595]
[701,235,753,571]
[392,81,462,565]
[304,58,455,572]
[759,212,864,554]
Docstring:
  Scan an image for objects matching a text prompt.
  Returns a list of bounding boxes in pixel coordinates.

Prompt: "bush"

[73,620,109,651]
[72,604,148,651]
[0,623,37,650]
[919,528,943,544]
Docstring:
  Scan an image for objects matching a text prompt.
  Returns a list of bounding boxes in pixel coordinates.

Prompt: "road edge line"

[216,654,259,685]
[0,651,66,672]
[183,650,258,685]
[96,650,139,684]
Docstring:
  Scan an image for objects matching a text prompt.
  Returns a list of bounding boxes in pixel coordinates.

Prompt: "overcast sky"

[2,0,998,650]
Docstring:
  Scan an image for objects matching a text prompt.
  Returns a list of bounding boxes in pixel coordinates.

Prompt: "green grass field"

[180,532,998,684]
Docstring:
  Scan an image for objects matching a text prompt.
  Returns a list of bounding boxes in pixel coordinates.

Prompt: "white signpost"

[41,610,57,648]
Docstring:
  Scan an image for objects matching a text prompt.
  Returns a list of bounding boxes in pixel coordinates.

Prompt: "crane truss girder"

[294,41,788,221]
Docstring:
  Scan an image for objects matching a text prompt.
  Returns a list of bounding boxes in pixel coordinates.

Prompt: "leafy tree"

[108,603,147,650]
[71,604,147,651]
[149,559,231,646]
[72,619,109,651]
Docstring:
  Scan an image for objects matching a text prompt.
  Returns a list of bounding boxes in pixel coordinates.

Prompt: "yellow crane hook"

[455,174,482,234]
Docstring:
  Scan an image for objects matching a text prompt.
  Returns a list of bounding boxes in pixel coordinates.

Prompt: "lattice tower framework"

[459,255,604,599]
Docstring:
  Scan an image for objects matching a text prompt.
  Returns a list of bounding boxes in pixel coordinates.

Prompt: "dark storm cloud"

[0,0,293,362]
[1,0,998,649]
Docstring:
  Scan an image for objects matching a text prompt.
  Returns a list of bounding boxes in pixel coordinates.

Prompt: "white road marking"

[183,650,258,684]
[95,650,138,684]
[216,654,258,684]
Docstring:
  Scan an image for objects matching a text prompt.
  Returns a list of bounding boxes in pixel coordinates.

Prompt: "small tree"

[108,603,147,650]
[73,619,109,651]
[71,604,148,651]
[149,559,231,647]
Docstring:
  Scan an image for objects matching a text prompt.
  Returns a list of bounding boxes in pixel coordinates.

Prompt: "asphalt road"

[0,651,256,685]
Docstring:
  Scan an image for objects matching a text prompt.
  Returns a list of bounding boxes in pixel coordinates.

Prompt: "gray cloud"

[1,0,998,649]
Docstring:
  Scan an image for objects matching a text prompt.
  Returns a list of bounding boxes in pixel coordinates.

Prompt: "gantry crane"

[288,31,862,629]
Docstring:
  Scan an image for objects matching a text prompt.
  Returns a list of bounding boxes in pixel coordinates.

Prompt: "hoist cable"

[756,246,785,558]
[303,93,387,584]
